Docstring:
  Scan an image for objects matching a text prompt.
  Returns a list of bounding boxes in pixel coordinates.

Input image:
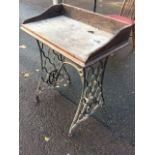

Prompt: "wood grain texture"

[62,4,127,33]
[21,4,133,66]
[23,16,114,62]
[21,26,86,67]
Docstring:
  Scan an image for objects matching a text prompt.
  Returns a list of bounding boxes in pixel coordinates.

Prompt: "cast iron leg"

[35,40,71,102]
[68,58,109,136]
[35,40,109,136]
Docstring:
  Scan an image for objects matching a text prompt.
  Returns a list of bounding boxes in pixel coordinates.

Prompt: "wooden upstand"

[21,4,133,136]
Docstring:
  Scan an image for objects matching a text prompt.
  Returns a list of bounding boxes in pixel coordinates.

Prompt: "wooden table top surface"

[21,4,132,67]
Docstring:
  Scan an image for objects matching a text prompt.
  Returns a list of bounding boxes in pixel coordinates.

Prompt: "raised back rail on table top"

[21,3,133,67]
[23,3,128,33]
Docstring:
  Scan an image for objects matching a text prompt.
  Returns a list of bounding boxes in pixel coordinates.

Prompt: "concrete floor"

[19,0,135,154]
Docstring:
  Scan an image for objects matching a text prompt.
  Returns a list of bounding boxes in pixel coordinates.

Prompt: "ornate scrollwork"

[69,58,108,136]
[35,40,71,102]
[35,40,109,136]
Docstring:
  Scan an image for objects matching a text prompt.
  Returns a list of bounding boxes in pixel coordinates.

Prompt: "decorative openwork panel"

[36,40,109,136]
[36,40,70,89]
[21,3,132,137]
[69,58,108,136]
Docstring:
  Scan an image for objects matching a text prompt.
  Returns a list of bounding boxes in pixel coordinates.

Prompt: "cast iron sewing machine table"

[21,4,133,136]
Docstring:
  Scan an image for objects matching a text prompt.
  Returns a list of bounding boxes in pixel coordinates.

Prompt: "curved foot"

[68,132,73,138]
[68,126,73,137]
